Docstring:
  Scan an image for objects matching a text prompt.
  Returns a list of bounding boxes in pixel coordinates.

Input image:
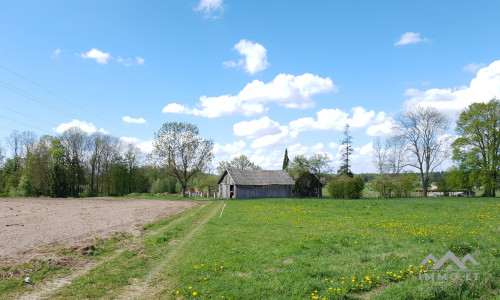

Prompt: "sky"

[1,0,500,173]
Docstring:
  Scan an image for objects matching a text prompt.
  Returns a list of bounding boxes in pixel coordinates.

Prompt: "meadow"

[160,197,499,299]
[2,197,499,299]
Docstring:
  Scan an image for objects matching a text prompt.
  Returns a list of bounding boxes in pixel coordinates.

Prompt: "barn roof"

[217,169,295,185]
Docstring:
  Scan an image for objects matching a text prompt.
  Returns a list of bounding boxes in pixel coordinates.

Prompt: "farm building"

[218,169,295,199]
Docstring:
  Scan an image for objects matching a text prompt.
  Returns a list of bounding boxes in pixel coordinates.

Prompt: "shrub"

[327,175,364,199]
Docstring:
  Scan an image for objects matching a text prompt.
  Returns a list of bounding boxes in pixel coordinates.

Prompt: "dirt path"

[18,204,207,300]
[115,202,222,300]
[0,197,198,266]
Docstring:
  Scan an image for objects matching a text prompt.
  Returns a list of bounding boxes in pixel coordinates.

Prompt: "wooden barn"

[218,169,295,199]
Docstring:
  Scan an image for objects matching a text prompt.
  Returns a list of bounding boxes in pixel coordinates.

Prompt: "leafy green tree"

[48,138,68,198]
[216,155,261,174]
[368,174,395,198]
[393,171,418,198]
[327,175,364,199]
[287,155,309,180]
[452,99,500,197]
[23,137,51,196]
[153,122,214,197]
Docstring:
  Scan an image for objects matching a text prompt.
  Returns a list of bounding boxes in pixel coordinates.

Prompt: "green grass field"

[2,197,499,299]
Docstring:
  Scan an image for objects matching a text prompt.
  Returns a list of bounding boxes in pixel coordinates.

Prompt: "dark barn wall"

[235,185,292,199]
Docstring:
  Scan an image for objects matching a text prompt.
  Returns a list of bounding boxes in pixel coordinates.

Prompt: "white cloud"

[117,57,133,66]
[119,136,140,144]
[233,116,281,139]
[366,119,395,137]
[289,106,376,134]
[195,0,223,18]
[404,60,500,115]
[329,142,339,149]
[404,88,424,97]
[80,48,111,64]
[119,137,152,153]
[122,116,147,124]
[224,39,269,74]
[463,63,485,73]
[162,73,336,118]
[55,119,108,134]
[136,140,153,153]
[312,143,324,151]
[136,57,145,64]
[251,126,290,149]
[79,48,143,66]
[162,103,193,114]
[394,32,429,46]
[359,142,373,156]
[52,48,61,58]
[213,140,247,156]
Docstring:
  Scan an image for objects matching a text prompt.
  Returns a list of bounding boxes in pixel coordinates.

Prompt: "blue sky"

[1,0,500,172]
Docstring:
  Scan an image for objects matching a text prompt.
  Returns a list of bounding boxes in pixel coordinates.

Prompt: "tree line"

[371,98,500,197]
[0,98,498,199]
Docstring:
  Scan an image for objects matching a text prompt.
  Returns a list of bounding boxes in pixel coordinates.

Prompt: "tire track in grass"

[115,201,223,300]
[17,204,205,300]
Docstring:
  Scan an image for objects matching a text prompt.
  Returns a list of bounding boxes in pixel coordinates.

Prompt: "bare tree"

[153,122,214,197]
[6,130,21,157]
[385,136,408,175]
[373,137,387,174]
[394,106,450,197]
[20,131,37,157]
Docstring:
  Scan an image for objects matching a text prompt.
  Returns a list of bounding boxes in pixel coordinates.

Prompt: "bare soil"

[0,197,197,267]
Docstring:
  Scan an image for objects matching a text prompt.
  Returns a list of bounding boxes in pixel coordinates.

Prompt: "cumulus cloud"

[394,32,429,46]
[79,48,144,66]
[213,140,247,158]
[80,48,111,64]
[55,119,108,134]
[289,106,376,134]
[404,60,500,115]
[233,116,281,138]
[223,39,269,74]
[251,126,290,149]
[195,0,223,18]
[136,140,154,153]
[122,116,147,124]
[162,73,336,118]
[119,137,153,153]
[463,62,485,73]
[366,119,395,137]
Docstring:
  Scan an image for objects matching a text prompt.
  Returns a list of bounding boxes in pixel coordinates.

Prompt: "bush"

[327,175,364,199]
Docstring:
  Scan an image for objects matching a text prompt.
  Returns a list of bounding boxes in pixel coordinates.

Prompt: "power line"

[0,114,47,132]
[0,63,136,137]
[0,80,83,120]
[0,104,56,127]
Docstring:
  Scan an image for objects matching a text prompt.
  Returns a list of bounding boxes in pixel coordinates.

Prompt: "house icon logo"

[419,251,479,270]
[418,251,480,281]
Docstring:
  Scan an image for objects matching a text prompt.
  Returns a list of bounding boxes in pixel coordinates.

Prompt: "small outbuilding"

[218,169,295,199]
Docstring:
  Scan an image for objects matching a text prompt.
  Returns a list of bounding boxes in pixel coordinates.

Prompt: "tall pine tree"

[338,124,353,177]
[282,148,290,170]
